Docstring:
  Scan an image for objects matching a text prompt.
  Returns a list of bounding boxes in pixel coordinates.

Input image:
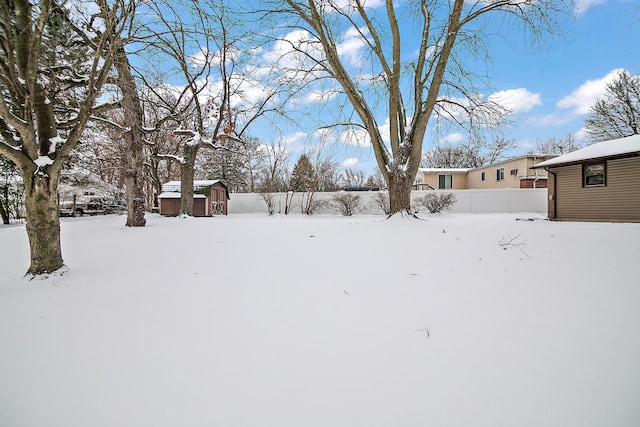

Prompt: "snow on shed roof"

[158,192,206,199]
[532,134,640,168]
[161,180,222,192]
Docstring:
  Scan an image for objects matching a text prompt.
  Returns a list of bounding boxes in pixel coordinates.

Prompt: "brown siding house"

[532,135,640,222]
[158,180,229,216]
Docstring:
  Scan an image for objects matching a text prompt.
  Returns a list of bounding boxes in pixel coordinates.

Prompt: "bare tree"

[342,169,365,187]
[112,44,147,226]
[421,146,471,168]
[266,0,568,214]
[535,134,581,155]
[422,137,517,168]
[138,0,289,215]
[0,0,135,274]
[257,139,290,193]
[584,70,640,141]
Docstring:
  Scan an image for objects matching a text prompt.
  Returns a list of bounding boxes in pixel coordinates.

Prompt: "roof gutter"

[547,168,557,220]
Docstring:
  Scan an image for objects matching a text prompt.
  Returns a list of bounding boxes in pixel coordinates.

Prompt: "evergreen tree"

[290,154,315,192]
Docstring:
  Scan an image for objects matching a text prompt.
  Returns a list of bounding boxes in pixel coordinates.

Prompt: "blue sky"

[198,0,640,175]
[487,0,639,148]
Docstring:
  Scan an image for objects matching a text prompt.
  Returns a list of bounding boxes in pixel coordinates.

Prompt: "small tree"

[0,157,23,224]
[260,192,276,215]
[290,154,315,192]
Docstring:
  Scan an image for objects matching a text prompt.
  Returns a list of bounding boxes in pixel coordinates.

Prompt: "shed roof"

[161,180,224,192]
[158,192,206,199]
[532,134,640,168]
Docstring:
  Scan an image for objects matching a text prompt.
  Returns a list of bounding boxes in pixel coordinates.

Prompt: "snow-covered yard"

[1,213,639,427]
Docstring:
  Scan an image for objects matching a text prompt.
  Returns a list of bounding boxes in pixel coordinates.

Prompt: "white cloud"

[342,158,359,168]
[574,0,606,15]
[262,30,324,71]
[488,88,542,114]
[525,68,626,129]
[328,0,384,12]
[337,27,370,67]
[340,127,371,147]
[573,126,590,143]
[282,131,307,145]
[304,89,339,104]
[443,133,465,144]
[557,68,623,115]
[188,46,240,68]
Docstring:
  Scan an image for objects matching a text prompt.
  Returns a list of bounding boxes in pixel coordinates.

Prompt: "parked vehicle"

[59,197,125,216]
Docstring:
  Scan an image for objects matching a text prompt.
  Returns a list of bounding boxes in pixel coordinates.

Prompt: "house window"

[438,174,453,189]
[510,169,518,176]
[583,163,606,187]
[496,168,505,181]
[481,172,485,181]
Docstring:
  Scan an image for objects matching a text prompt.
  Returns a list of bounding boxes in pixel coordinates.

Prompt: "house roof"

[419,154,557,174]
[418,168,470,174]
[161,180,224,192]
[532,134,640,168]
[468,153,557,172]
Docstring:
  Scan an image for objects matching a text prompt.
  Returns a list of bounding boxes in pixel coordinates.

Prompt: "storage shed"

[532,135,640,222]
[158,180,229,216]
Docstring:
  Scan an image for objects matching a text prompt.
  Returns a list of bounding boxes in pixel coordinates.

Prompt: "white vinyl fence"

[227,189,548,215]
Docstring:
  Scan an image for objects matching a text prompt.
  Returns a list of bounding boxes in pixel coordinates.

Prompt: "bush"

[414,192,456,213]
[301,192,328,215]
[371,191,391,215]
[260,193,276,215]
[332,192,362,216]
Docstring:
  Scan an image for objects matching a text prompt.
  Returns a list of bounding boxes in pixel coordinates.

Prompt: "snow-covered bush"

[332,192,361,216]
[371,191,391,215]
[414,192,457,213]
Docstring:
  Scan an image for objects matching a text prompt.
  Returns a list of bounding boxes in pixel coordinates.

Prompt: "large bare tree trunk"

[387,167,413,215]
[24,175,64,274]
[124,152,146,227]
[180,144,198,216]
[114,47,146,227]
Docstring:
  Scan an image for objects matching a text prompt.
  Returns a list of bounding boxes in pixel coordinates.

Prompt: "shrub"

[332,192,362,216]
[371,191,391,215]
[260,193,276,215]
[301,192,328,215]
[415,192,456,213]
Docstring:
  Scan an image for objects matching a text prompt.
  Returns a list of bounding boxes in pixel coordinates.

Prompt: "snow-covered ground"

[1,213,639,427]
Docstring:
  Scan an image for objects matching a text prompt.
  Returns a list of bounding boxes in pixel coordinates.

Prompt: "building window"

[583,163,606,187]
[438,174,453,189]
[496,168,505,181]
[481,172,485,181]
[510,169,518,176]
